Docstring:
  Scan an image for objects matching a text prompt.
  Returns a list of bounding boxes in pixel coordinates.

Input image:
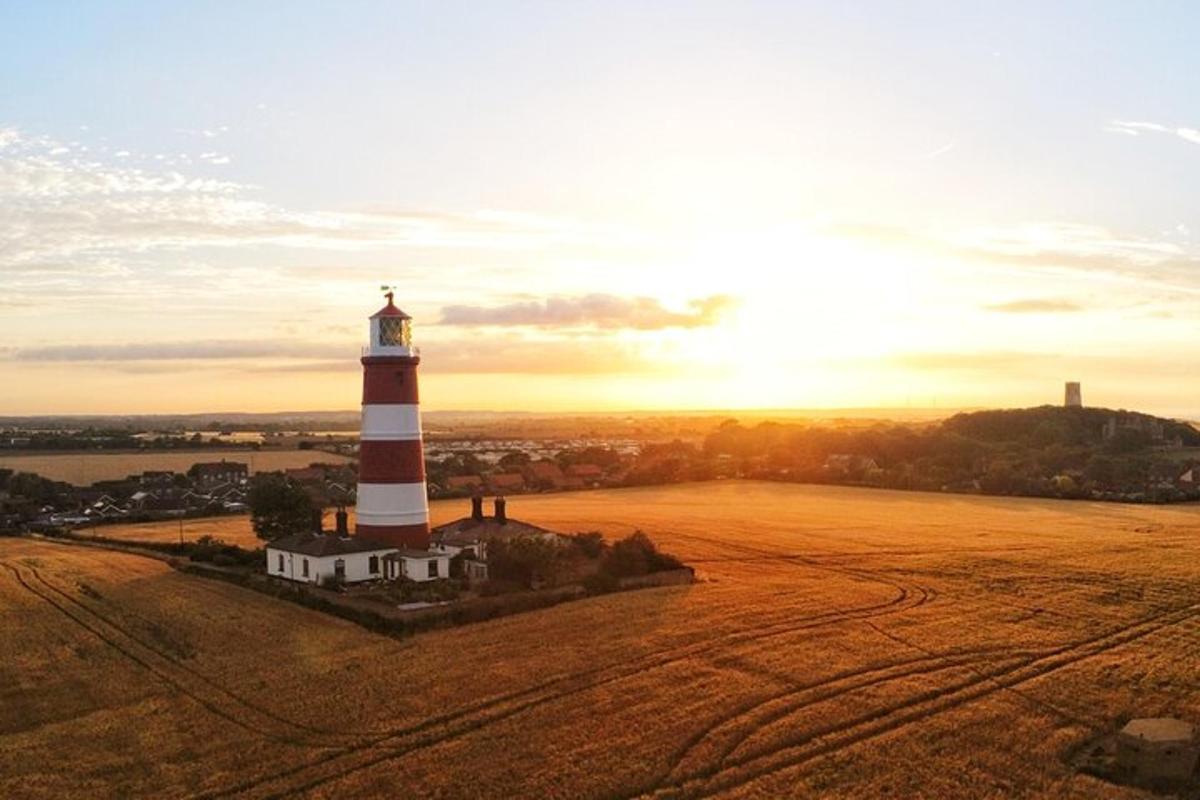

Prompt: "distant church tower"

[355,291,431,549]
[1064,381,1082,408]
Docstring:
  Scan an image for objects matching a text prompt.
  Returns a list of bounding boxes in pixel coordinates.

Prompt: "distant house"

[823,454,880,476]
[325,482,356,502]
[486,472,526,493]
[285,466,325,484]
[1179,468,1195,486]
[265,532,449,585]
[191,461,249,487]
[445,475,485,495]
[565,464,604,486]
[139,471,176,487]
[523,461,566,490]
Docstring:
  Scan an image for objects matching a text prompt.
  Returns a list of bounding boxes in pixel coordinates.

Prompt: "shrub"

[569,531,606,559]
[582,571,619,595]
[478,579,525,597]
[486,536,560,588]
[602,531,684,578]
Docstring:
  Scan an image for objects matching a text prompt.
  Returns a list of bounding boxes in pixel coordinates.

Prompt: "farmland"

[0,449,351,486]
[3,480,1200,798]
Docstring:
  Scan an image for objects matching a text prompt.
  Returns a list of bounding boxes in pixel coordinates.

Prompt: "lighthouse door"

[334,559,346,580]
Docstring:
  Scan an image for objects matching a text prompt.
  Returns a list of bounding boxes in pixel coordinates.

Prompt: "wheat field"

[3,480,1200,798]
[0,450,350,486]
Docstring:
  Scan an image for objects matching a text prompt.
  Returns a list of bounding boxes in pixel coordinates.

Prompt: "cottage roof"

[1120,718,1196,744]
[267,532,395,557]
[371,292,411,319]
[524,462,565,481]
[446,475,484,489]
[382,549,445,561]
[488,472,525,489]
[432,516,558,547]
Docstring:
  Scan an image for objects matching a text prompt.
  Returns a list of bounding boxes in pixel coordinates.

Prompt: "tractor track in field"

[630,599,1200,799]
[18,562,370,747]
[657,646,1035,787]
[7,531,939,800]
[0,560,348,751]
[189,540,937,799]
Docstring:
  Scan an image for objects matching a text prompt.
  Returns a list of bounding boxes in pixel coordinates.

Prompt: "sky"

[3,1,1200,415]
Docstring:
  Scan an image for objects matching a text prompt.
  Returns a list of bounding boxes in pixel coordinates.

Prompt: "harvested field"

[0,449,350,486]
[3,480,1200,798]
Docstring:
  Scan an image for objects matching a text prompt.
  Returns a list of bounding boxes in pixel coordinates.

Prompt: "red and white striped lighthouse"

[354,291,431,549]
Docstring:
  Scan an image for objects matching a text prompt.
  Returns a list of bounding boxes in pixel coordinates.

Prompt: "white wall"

[396,554,450,582]
[266,547,396,585]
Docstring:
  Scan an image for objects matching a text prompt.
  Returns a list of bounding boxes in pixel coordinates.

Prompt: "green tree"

[486,536,560,588]
[498,450,531,471]
[248,474,315,542]
[602,531,683,577]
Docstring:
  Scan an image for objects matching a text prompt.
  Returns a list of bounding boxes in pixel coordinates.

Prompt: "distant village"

[0,437,646,531]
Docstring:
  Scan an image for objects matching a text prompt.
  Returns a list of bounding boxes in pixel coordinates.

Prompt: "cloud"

[6,335,662,377]
[0,127,646,284]
[439,293,736,330]
[1107,119,1200,147]
[10,340,354,362]
[983,298,1084,313]
[918,140,956,160]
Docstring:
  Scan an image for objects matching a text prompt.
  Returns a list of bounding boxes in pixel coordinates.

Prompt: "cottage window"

[334,559,346,580]
[369,555,379,574]
[302,559,309,578]
[428,560,439,579]
[277,554,284,572]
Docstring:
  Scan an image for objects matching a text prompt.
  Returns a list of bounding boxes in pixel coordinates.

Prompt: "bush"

[393,578,461,603]
[569,532,606,559]
[478,579,525,597]
[486,536,560,588]
[582,571,619,595]
[602,531,684,578]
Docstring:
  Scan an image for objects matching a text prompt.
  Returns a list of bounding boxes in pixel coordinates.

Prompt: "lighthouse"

[354,291,431,549]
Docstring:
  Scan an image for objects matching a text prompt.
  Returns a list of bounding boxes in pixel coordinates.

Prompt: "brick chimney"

[311,507,323,533]
[471,494,484,521]
[494,496,507,525]
[335,506,349,536]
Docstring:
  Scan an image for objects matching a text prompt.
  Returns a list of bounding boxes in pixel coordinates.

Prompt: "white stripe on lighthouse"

[360,404,422,441]
[355,483,430,526]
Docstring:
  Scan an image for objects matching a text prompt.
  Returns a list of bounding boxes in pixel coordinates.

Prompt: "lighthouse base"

[356,522,431,550]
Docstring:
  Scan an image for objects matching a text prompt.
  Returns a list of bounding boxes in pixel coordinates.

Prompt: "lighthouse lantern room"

[355,290,431,549]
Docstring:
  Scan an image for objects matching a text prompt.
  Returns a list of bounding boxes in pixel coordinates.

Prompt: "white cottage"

[266,532,450,585]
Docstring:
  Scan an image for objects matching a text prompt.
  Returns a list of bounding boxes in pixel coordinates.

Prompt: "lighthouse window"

[379,317,410,347]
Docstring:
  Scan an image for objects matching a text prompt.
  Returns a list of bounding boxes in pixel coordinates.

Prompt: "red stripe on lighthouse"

[358,440,426,483]
[361,356,420,404]
[356,523,430,549]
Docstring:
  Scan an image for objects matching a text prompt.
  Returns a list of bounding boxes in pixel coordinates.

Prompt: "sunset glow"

[4,3,1200,415]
